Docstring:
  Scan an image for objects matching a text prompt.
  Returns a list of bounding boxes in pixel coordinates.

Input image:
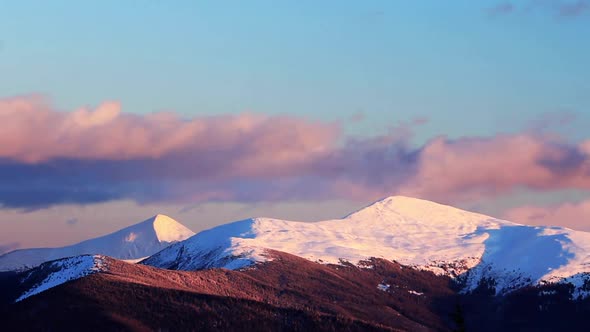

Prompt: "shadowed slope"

[3,252,458,331]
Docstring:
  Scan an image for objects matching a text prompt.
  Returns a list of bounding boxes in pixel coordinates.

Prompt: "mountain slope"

[0,214,194,271]
[5,251,590,331]
[16,255,108,302]
[3,252,459,331]
[143,196,590,295]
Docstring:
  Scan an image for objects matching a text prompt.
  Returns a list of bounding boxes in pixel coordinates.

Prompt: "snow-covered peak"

[345,195,501,228]
[148,214,195,243]
[0,215,195,271]
[346,195,462,217]
[144,196,590,296]
[144,196,513,272]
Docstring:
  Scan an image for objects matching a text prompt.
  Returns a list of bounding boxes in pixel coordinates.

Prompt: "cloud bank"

[505,199,590,230]
[0,95,337,164]
[1,95,590,208]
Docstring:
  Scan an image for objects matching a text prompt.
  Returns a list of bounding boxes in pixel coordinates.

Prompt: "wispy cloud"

[349,110,365,123]
[555,0,590,17]
[487,1,590,18]
[487,2,515,17]
[0,242,19,255]
[1,95,590,208]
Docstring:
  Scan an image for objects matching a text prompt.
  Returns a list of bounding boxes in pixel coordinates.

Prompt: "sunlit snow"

[145,196,590,295]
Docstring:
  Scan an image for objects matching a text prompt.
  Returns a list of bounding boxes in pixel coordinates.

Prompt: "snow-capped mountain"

[15,255,108,302]
[7,196,590,301]
[0,214,194,271]
[143,196,590,295]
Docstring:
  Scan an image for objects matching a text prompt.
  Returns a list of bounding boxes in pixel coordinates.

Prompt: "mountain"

[15,255,108,302]
[4,196,590,331]
[143,196,590,296]
[5,251,590,332]
[2,252,460,331]
[0,214,195,271]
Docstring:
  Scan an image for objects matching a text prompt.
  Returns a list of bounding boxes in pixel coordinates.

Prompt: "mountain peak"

[149,214,195,243]
[143,197,590,296]
[344,195,482,223]
[371,195,436,207]
[364,195,452,209]
[0,215,195,271]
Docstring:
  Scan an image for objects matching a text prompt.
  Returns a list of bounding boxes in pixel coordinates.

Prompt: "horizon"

[2,0,590,252]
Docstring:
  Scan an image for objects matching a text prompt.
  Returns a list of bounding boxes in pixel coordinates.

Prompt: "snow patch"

[539,290,557,296]
[125,232,138,242]
[122,256,148,264]
[16,255,108,302]
[377,283,390,292]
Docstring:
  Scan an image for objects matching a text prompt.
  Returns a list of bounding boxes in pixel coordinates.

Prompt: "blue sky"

[2,1,588,141]
[1,1,590,249]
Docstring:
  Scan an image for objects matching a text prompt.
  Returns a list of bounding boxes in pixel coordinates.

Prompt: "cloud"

[349,110,365,123]
[0,242,19,255]
[556,0,590,16]
[0,95,341,207]
[66,218,79,226]
[0,95,338,163]
[1,95,590,208]
[487,1,590,18]
[526,110,577,133]
[396,135,590,203]
[487,2,515,16]
[505,199,590,230]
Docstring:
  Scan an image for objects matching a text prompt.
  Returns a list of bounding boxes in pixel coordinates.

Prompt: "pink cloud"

[505,199,590,230]
[398,135,590,203]
[0,95,339,169]
[1,95,590,208]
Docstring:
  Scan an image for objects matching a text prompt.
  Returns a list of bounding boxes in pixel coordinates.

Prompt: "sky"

[1,0,590,252]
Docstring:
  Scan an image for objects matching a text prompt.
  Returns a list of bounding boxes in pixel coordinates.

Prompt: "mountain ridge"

[143,196,590,296]
[6,249,590,331]
[6,195,590,300]
[3,252,459,331]
[0,214,194,271]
